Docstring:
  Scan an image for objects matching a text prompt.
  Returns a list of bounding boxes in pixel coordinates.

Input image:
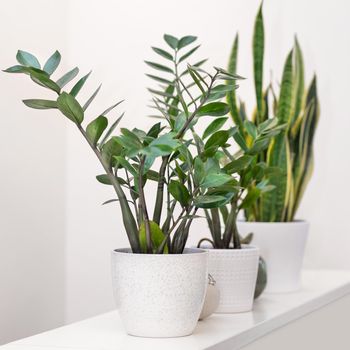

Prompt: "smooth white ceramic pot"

[206,245,259,313]
[237,221,309,293]
[111,248,208,338]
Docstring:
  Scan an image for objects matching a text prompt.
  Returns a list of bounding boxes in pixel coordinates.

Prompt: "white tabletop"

[2,270,350,350]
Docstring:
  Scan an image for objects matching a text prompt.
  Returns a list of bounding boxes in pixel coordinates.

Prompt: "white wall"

[1,0,350,343]
[0,0,68,344]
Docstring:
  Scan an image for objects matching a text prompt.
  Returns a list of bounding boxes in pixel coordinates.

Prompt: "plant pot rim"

[237,219,309,226]
[112,247,207,257]
[201,244,259,252]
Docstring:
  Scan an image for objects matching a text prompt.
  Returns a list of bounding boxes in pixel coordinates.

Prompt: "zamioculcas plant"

[145,34,284,251]
[5,35,242,255]
[227,4,320,222]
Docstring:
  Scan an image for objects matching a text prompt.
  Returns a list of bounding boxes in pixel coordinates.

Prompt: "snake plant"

[227,4,320,222]
[5,34,242,254]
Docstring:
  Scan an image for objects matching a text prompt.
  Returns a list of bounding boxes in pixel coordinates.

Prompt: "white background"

[1,0,349,344]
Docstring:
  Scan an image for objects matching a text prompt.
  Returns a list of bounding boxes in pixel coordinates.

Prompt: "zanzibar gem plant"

[227,4,320,222]
[198,117,284,250]
[5,34,242,255]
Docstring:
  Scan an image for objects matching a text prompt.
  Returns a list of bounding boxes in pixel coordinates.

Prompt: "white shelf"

[2,270,350,350]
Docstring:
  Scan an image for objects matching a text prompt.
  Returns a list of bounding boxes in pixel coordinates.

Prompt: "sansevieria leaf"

[253,4,264,124]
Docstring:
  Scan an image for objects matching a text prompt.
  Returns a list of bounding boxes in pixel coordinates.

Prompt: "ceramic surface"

[111,248,208,337]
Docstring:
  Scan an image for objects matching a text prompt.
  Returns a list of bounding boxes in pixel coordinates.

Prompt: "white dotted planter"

[111,248,208,338]
[207,246,259,313]
[237,221,309,293]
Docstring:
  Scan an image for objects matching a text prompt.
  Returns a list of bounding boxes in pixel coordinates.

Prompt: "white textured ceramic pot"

[237,221,309,293]
[111,248,208,338]
[207,245,259,313]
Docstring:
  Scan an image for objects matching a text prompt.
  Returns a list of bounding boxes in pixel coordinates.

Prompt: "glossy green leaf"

[204,130,229,150]
[86,115,108,145]
[22,99,57,110]
[102,137,123,167]
[70,71,91,97]
[224,155,253,174]
[43,51,61,75]
[201,173,232,188]
[194,195,228,209]
[168,180,190,207]
[139,221,168,254]
[56,92,84,124]
[178,35,197,49]
[83,84,102,111]
[30,70,61,93]
[16,50,40,69]
[151,47,173,60]
[163,34,178,49]
[56,67,79,88]
[145,61,173,73]
[197,102,230,117]
[179,45,200,63]
[203,117,228,139]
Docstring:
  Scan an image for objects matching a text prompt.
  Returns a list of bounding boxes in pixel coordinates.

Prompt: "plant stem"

[138,157,153,253]
[152,156,168,224]
[76,124,141,252]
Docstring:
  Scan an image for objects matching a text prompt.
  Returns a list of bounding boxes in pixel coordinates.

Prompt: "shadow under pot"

[237,220,309,293]
[206,245,259,313]
[111,248,208,338]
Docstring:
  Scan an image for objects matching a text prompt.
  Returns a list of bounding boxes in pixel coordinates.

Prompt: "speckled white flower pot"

[207,245,259,313]
[111,248,208,338]
[237,221,309,293]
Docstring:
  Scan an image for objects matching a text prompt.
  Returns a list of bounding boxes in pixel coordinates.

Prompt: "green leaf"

[56,67,79,88]
[99,113,124,147]
[70,71,91,97]
[194,195,227,209]
[244,120,258,139]
[96,174,112,185]
[227,34,243,130]
[204,130,229,150]
[142,133,180,157]
[179,45,200,63]
[145,61,173,73]
[102,137,123,166]
[201,173,232,188]
[224,155,253,174]
[86,115,108,145]
[194,157,205,186]
[151,47,173,60]
[168,180,190,207]
[197,102,230,117]
[3,65,31,74]
[30,70,61,93]
[249,138,270,154]
[240,187,261,209]
[178,35,197,49]
[114,156,137,177]
[139,221,168,254]
[22,99,57,110]
[101,100,124,115]
[203,117,228,139]
[146,74,174,85]
[163,34,178,49]
[57,92,84,124]
[253,4,265,123]
[231,127,248,152]
[83,84,102,111]
[16,50,40,69]
[43,51,61,75]
[277,50,294,125]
